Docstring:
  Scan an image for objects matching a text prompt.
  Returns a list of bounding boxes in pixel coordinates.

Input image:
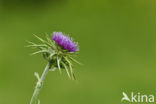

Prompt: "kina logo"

[121,92,154,103]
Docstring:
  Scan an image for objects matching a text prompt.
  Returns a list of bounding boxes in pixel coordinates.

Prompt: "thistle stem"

[30,62,51,104]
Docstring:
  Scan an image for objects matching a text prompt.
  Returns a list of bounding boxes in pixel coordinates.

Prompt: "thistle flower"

[27,32,81,104]
[52,32,78,52]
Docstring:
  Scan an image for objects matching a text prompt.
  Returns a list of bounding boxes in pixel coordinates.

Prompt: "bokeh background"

[1,0,156,104]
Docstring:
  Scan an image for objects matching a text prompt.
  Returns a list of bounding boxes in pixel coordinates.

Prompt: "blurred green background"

[1,0,156,104]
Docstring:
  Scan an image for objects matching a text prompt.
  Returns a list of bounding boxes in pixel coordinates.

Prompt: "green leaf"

[49,52,55,58]
[26,40,36,45]
[33,34,45,43]
[34,72,40,81]
[38,99,40,104]
[61,62,71,79]
[31,50,49,55]
[57,56,62,74]
[64,57,75,80]
[69,56,82,65]
[72,72,76,80]
[33,34,53,48]
[49,67,57,72]
[26,44,48,48]
[46,34,54,46]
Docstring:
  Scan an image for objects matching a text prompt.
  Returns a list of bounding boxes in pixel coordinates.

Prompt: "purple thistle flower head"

[52,32,78,52]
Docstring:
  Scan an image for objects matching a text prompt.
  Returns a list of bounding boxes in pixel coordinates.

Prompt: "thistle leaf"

[61,62,71,79]
[49,52,55,58]
[26,40,36,45]
[72,72,76,80]
[46,34,53,45]
[49,67,57,71]
[64,57,75,80]
[26,44,47,48]
[33,34,54,48]
[34,72,40,81]
[33,34,45,43]
[57,56,62,74]
[64,56,72,65]
[69,56,82,65]
[31,50,49,55]
[69,65,75,80]
[38,100,40,104]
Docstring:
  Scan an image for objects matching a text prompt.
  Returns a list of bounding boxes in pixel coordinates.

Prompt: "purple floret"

[52,32,78,52]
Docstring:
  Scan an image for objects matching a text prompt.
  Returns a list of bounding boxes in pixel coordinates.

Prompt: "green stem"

[30,62,51,104]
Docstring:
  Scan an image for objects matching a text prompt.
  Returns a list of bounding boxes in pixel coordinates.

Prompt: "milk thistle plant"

[27,32,80,104]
